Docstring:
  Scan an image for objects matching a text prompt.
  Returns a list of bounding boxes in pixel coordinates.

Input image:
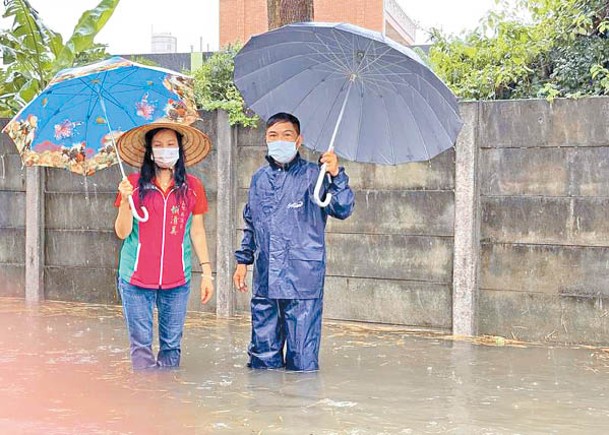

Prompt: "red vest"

[117,173,206,289]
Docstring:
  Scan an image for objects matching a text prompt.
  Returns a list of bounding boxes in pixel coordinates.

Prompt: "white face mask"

[152,147,179,168]
[267,140,298,164]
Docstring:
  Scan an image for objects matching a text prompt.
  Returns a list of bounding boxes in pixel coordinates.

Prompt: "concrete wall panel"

[482,196,609,246]
[481,243,609,297]
[0,228,25,264]
[479,289,609,345]
[326,233,453,283]
[0,191,25,228]
[0,154,26,192]
[324,276,451,329]
[45,266,119,304]
[0,264,24,297]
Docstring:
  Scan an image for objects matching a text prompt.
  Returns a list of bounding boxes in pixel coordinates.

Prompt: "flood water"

[1,297,608,434]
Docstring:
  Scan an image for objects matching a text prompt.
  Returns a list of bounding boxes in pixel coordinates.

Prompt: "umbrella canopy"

[3,56,199,176]
[234,22,462,166]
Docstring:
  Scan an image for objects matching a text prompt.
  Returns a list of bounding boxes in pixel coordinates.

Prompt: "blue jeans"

[118,278,191,370]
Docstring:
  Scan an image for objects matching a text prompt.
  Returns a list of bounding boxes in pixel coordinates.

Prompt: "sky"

[2,0,498,54]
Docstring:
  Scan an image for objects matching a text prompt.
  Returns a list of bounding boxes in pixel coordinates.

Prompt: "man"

[233,112,355,371]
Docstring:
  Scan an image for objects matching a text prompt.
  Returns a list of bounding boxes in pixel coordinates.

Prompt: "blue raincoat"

[235,153,354,371]
[235,154,355,299]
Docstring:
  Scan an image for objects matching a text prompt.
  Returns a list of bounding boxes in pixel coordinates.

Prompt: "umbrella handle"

[313,163,332,207]
[128,195,149,222]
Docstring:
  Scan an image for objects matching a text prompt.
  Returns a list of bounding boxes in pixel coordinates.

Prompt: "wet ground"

[0,297,608,434]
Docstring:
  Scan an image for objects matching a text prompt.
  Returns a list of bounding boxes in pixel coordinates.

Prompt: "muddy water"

[0,297,607,434]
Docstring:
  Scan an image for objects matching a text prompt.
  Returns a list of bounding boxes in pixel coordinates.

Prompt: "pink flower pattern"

[54,120,80,140]
[136,94,156,120]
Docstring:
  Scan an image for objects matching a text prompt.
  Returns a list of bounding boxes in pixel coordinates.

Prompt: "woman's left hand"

[200,277,214,304]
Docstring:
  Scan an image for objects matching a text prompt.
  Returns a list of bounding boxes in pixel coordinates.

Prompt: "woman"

[114,121,213,369]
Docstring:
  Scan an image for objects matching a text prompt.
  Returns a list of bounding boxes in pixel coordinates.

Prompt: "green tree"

[0,0,120,116]
[427,0,609,100]
[192,45,258,127]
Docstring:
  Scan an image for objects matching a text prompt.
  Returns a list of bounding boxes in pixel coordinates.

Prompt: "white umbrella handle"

[128,195,149,222]
[313,164,332,207]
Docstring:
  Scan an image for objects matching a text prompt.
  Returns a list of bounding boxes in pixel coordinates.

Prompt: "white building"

[151,33,177,54]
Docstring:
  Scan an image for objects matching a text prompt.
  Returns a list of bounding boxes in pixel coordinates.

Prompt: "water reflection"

[0,297,608,434]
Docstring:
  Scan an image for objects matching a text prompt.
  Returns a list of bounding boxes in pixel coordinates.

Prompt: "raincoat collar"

[266,152,303,171]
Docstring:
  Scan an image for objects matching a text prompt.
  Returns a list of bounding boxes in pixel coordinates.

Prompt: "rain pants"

[235,154,355,370]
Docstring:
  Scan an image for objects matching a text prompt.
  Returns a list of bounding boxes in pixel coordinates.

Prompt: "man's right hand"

[233,264,248,292]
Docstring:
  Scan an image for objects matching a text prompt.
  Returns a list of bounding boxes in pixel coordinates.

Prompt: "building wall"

[314,0,384,31]
[220,0,268,47]
[220,0,389,47]
[3,97,609,345]
[384,0,416,44]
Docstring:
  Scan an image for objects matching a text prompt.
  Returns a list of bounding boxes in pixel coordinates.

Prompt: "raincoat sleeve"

[234,202,256,265]
[325,167,355,220]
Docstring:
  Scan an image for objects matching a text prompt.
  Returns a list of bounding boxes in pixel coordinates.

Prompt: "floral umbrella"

[3,56,200,221]
[3,56,198,176]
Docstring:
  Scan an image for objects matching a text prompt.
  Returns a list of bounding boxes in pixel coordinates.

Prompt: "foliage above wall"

[0,0,120,116]
[192,44,259,128]
[426,0,609,101]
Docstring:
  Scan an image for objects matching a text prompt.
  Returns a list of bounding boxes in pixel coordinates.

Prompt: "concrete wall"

[2,97,609,345]
[0,113,219,313]
[234,124,454,329]
[477,98,609,344]
[0,118,26,297]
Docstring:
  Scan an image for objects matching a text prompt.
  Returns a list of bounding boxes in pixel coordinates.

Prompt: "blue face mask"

[267,140,297,164]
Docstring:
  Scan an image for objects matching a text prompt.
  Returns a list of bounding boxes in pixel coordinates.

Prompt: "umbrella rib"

[358,71,417,78]
[98,75,142,126]
[236,52,351,83]
[358,74,395,163]
[238,40,352,75]
[361,61,458,139]
[77,73,141,128]
[352,79,367,161]
[243,56,355,109]
[361,57,461,120]
[290,72,345,115]
[43,91,90,131]
[357,46,395,77]
[236,37,347,57]
[358,68,431,157]
[380,89,396,165]
[310,32,352,74]
[83,79,100,146]
[309,80,351,152]
[323,29,353,73]
[331,27,359,71]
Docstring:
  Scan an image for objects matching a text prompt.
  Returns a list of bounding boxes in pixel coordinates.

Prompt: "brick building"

[220,0,417,47]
